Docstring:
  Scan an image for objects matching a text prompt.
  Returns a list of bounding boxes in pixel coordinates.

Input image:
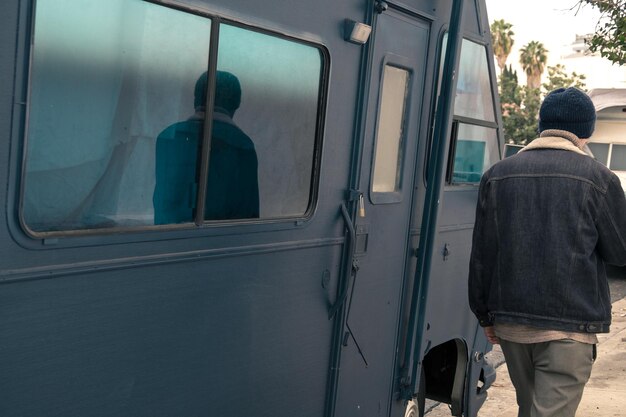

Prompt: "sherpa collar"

[519,129,588,156]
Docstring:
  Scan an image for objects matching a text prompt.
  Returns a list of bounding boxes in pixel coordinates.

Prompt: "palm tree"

[490,19,515,74]
[519,41,548,89]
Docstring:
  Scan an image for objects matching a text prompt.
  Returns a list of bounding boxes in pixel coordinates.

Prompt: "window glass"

[609,144,626,170]
[23,1,324,234]
[503,144,524,158]
[24,0,211,232]
[372,65,410,193]
[451,124,498,184]
[587,142,610,165]
[454,39,495,122]
[209,24,322,219]
[442,37,499,185]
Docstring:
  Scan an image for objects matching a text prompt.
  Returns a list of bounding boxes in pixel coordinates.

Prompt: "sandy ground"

[426,297,626,417]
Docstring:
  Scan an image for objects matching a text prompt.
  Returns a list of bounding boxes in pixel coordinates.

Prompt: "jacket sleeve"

[468,173,496,327]
[595,174,626,266]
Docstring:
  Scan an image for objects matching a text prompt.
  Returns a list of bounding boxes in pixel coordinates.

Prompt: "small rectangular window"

[372,65,410,194]
[449,123,498,184]
[587,143,610,165]
[609,144,626,171]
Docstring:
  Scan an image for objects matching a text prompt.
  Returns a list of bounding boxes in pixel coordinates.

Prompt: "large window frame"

[20,0,329,238]
[445,37,500,186]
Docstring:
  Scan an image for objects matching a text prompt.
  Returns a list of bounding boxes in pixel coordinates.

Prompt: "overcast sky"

[484,0,601,68]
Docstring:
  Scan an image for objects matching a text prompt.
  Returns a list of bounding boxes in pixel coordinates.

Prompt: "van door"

[335,7,429,416]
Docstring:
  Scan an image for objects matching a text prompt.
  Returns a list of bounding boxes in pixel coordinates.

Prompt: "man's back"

[470,131,626,333]
[469,87,626,417]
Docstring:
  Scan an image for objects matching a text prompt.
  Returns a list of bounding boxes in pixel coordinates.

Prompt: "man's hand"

[483,326,500,345]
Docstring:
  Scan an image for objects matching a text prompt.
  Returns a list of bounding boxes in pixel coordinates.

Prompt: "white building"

[559,34,626,90]
[587,88,626,193]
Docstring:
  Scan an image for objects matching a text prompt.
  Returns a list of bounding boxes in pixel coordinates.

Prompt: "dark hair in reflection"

[194,71,242,117]
[154,70,259,224]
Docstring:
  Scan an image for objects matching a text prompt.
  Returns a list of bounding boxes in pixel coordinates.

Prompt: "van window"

[22,0,325,234]
[211,23,323,220]
[451,124,498,183]
[445,39,499,184]
[454,40,496,123]
[372,65,410,193]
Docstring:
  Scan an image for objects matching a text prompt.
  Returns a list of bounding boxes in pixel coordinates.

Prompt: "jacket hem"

[492,311,610,334]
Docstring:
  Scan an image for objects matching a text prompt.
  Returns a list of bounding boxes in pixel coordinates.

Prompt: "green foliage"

[498,66,540,144]
[497,63,587,145]
[578,0,626,65]
[490,15,594,145]
[542,64,587,91]
[500,65,521,105]
[501,87,541,145]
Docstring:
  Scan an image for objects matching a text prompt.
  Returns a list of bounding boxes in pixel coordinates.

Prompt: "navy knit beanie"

[193,71,241,114]
[538,87,596,138]
[193,72,208,111]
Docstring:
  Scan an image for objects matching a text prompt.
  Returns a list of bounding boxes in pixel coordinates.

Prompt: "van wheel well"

[422,339,467,415]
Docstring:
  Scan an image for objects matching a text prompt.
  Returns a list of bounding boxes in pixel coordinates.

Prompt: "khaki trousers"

[500,338,595,417]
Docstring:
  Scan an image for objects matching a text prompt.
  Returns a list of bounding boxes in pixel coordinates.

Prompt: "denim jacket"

[469,130,626,333]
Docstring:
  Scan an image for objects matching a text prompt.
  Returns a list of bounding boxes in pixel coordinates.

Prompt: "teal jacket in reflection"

[153,107,259,224]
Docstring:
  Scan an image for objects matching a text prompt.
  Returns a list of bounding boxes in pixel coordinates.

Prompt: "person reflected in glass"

[153,71,259,224]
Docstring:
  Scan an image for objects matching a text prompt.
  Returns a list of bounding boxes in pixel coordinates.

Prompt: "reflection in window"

[23,0,211,232]
[587,143,610,165]
[451,124,498,184]
[214,24,322,218]
[454,40,496,122]
[440,35,500,185]
[153,71,260,224]
[372,65,410,193]
[22,0,324,234]
[610,144,626,170]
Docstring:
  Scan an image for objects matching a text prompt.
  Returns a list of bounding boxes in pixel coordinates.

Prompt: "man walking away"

[468,87,626,417]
